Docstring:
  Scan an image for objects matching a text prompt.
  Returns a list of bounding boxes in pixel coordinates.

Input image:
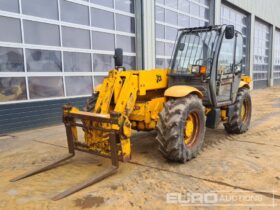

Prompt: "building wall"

[226,0,280,27]
[0,0,137,105]
[0,0,137,133]
[0,97,87,133]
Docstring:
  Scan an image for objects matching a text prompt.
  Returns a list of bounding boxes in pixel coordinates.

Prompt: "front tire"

[156,95,206,163]
[224,88,252,134]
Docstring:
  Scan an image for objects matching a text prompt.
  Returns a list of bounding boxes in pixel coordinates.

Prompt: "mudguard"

[239,81,250,89]
[164,85,203,98]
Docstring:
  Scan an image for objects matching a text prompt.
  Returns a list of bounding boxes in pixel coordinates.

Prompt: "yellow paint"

[164,85,203,98]
[185,113,195,145]
[114,73,138,115]
[71,127,78,142]
[221,109,227,121]
[120,138,131,161]
[241,75,252,83]
[129,97,165,126]
[239,81,250,89]
[113,75,123,103]
[241,103,246,121]
[138,69,169,95]
[136,121,145,130]
[129,103,146,121]
[77,69,169,161]
[122,116,132,138]
[239,75,252,89]
[205,107,212,115]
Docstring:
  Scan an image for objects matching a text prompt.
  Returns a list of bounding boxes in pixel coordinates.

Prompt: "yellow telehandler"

[11,25,252,200]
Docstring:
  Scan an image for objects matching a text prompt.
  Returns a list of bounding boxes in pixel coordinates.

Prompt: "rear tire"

[156,95,206,163]
[224,88,252,134]
[84,92,99,112]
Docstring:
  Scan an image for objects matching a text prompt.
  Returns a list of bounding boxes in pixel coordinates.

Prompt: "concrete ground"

[0,87,280,210]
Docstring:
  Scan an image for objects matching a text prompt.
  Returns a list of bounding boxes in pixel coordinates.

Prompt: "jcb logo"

[156,75,162,83]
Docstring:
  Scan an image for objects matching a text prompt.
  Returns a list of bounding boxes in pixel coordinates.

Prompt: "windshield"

[171,30,220,75]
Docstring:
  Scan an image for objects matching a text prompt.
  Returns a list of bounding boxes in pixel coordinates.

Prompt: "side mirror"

[225,25,235,39]
[114,48,123,67]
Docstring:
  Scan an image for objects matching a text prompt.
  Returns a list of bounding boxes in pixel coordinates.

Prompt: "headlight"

[191,65,200,74]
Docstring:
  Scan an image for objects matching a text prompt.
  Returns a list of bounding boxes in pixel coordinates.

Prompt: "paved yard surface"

[0,87,280,210]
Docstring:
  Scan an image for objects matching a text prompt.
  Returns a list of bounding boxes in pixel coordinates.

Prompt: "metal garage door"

[253,20,271,87]
[274,29,280,85]
[155,0,211,68]
[221,4,249,75]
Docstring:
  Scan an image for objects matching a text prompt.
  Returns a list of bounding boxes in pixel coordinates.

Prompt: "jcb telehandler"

[11,25,252,200]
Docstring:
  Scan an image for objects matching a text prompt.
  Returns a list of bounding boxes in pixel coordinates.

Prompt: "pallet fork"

[10,105,120,200]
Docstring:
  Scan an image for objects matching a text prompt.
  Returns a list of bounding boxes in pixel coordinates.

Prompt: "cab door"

[231,33,243,101]
[216,31,242,104]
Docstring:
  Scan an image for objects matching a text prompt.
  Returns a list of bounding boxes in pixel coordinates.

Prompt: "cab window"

[217,33,235,75]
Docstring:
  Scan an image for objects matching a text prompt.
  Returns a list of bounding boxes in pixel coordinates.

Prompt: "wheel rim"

[241,98,250,123]
[184,111,200,147]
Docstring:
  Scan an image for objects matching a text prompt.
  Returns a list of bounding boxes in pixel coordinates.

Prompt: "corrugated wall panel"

[227,0,280,27]
[0,97,87,134]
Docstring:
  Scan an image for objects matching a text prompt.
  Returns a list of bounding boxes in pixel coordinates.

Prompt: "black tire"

[156,95,206,163]
[224,88,252,134]
[84,92,99,112]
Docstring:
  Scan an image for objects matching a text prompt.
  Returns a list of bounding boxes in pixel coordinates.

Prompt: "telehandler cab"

[11,25,252,200]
